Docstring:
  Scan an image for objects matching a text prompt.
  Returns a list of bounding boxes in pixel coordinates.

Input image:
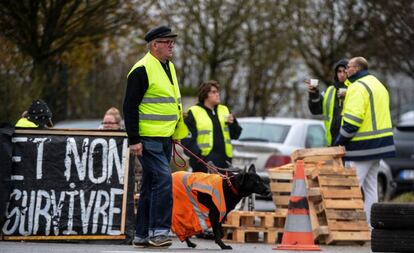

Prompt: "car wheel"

[377,175,386,202]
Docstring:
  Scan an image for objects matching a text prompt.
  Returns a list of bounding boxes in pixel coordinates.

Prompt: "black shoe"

[132,237,149,248]
[148,235,172,247]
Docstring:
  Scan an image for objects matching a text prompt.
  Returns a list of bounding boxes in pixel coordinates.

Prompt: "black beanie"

[26,99,53,127]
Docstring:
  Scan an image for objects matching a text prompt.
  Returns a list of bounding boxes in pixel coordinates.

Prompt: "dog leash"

[173,141,227,176]
[172,141,238,195]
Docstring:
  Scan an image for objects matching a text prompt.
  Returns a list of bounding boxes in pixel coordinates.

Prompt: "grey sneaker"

[132,237,149,248]
[148,235,172,247]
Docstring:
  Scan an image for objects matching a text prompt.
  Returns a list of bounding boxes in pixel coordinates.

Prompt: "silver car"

[54,119,102,129]
[232,117,326,180]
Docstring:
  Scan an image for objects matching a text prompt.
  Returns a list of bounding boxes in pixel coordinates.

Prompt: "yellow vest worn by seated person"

[189,104,232,158]
[127,52,188,140]
[15,118,38,128]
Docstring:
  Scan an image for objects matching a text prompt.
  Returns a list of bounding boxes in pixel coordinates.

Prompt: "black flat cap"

[144,25,177,42]
[26,99,53,127]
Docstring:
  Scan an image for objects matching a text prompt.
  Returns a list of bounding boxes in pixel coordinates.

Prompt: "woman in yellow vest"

[307,59,348,146]
[182,80,242,173]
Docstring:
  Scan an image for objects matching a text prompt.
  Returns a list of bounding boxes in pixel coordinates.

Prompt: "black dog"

[172,165,271,250]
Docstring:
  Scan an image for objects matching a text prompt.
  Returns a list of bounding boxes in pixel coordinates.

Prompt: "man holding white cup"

[307,59,349,146]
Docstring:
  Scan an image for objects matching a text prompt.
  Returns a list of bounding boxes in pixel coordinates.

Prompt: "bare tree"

[366,0,414,79]
[0,0,137,120]
[363,0,414,120]
[240,1,296,117]
[157,0,254,92]
[157,0,297,117]
[286,0,368,87]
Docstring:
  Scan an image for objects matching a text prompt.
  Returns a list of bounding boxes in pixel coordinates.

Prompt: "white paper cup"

[338,88,347,96]
[310,79,319,88]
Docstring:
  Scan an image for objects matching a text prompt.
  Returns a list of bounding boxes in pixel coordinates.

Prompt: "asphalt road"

[0,238,372,253]
[0,199,370,253]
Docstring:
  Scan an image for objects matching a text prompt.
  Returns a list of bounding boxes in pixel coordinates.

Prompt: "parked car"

[378,119,414,201]
[231,117,326,189]
[54,119,103,129]
[377,160,394,202]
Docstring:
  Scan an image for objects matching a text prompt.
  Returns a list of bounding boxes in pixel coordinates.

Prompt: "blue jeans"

[136,138,172,239]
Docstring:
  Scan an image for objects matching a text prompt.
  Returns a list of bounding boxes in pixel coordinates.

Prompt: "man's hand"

[227,114,235,124]
[129,143,143,157]
[305,80,319,93]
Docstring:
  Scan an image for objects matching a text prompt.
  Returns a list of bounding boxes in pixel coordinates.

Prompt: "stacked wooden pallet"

[268,146,370,245]
[222,210,286,244]
[290,146,346,171]
[308,168,370,245]
[268,163,295,210]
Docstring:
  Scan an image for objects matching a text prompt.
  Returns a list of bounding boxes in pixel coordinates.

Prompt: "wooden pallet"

[291,146,346,171]
[223,211,285,244]
[268,162,318,210]
[268,165,294,210]
[223,227,279,244]
[309,168,370,245]
[225,210,287,228]
[291,146,346,161]
[267,147,370,245]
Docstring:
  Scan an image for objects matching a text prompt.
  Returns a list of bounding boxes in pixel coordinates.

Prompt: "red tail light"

[265,155,291,169]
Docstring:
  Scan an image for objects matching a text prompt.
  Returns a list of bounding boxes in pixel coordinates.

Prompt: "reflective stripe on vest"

[322,86,336,145]
[182,173,209,230]
[181,172,226,229]
[345,145,396,157]
[343,113,363,124]
[127,52,182,137]
[139,114,178,121]
[189,104,233,158]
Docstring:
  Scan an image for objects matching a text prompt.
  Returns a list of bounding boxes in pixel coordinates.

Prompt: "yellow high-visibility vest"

[322,85,336,145]
[128,52,188,139]
[189,104,232,158]
[15,118,38,128]
[342,75,393,141]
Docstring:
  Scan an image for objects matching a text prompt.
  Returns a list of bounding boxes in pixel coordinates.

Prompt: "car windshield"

[238,122,290,143]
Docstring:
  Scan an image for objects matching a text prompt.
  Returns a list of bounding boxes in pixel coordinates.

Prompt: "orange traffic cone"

[274,160,321,251]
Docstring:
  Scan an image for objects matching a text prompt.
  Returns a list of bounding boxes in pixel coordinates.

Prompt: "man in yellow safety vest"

[123,25,188,248]
[307,59,348,146]
[333,56,395,228]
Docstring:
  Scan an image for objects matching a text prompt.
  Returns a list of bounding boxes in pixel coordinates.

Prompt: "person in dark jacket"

[15,99,53,128]
[182,80,242,173]
[307,59,348,146]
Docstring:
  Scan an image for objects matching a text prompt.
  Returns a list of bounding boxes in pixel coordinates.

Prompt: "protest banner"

[1,129,135,241]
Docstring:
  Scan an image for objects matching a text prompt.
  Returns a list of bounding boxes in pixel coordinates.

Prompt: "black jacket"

[182,103,242,172]
[308,59,348,145]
